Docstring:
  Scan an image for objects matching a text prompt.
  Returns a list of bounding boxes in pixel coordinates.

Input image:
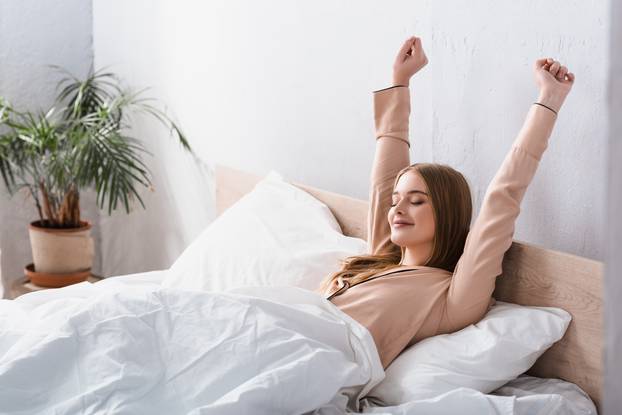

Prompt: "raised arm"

[368,36,428,255]
[368,86,411,255]
[444,58,576,329]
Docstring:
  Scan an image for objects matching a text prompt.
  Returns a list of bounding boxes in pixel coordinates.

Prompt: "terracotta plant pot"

[25,263,90,288]
[28,220,94,274]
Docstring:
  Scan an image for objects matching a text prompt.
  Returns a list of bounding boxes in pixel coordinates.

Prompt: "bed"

[214,163,604,412]
[0,163,603,414]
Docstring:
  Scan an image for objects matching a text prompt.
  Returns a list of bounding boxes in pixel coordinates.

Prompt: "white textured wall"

[0,0,95,298]
[92,1,216,277]
[604,1,621,413]
[93,0,609,277]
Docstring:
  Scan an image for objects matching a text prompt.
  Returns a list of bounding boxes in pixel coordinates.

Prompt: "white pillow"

[161,170,367,292]
[366,301,571,405]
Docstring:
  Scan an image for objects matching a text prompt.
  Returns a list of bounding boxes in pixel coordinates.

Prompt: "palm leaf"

[0,65,194,224]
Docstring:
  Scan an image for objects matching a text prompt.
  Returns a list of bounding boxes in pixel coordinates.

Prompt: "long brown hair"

[318,162,473,296]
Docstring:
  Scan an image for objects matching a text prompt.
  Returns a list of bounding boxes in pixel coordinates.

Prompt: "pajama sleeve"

[443,103,558,330]
[367,85,411,255]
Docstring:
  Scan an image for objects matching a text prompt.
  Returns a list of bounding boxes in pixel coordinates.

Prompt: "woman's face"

[388,170,436,248]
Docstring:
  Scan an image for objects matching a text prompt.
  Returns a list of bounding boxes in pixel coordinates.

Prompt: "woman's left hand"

[533,57,575,112]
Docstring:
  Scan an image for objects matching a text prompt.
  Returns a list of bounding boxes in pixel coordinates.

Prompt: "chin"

[390,236,407,247]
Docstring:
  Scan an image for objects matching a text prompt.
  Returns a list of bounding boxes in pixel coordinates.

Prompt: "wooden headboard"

[214,163,604,411]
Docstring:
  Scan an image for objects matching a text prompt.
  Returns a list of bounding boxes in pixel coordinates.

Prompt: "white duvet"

[0,273,596,415]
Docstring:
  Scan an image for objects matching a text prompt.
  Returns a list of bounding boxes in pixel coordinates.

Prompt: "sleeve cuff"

[373,85,411,146]
[512,104,556,161]
[373,85,408,93]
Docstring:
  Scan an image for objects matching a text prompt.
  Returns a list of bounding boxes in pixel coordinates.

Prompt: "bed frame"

[215,163,604,411]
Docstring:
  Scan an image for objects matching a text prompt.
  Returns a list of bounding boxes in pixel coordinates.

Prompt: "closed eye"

[390,201,424,207]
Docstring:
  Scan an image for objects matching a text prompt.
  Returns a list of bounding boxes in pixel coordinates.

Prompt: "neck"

[400,242,434,266]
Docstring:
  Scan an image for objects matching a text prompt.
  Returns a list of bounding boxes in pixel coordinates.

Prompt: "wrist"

[392,78,410,87]
[537,91,565,113]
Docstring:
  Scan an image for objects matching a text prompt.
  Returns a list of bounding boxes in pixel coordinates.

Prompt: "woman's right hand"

[393,36,428,86]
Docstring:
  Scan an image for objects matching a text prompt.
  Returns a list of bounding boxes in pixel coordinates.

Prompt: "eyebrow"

[392,190,428,196]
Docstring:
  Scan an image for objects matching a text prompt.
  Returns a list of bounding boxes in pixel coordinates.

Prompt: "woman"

[317,36,575,370]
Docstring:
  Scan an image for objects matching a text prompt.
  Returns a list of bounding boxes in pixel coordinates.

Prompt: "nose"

[394,200,407,214]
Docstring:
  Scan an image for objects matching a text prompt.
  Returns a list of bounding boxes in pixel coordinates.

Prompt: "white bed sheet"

[359,374,597,415]
[0,271,597,414]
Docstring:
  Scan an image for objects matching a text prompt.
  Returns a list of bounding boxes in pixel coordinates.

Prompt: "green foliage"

[0,66,192,226]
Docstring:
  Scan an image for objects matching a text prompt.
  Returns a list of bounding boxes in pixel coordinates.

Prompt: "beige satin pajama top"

[320,84,557,369]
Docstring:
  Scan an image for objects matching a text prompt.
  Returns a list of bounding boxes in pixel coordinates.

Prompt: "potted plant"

[0,66,192,287]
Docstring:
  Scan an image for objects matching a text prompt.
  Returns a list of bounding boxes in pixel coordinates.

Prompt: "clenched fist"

[393,36,428,86]
[534,57,576,113]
